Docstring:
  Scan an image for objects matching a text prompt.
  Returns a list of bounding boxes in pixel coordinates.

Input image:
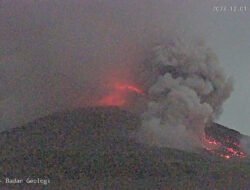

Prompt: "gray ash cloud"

[134,39,233,150]
[0,0,232,151]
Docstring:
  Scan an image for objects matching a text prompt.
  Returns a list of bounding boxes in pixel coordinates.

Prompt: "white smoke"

[135,38,233,150]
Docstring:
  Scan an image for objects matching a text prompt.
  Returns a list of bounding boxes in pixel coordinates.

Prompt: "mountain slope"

[0,107,250,189]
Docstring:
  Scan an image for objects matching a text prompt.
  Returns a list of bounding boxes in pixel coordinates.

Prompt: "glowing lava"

[203,136,247,159]
[98,83,144,107]
[98,93,126,107]
[114,84,144,95]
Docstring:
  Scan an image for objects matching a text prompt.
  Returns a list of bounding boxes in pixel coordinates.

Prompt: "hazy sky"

[1,0,250,135]
[190,1,250,135]
[167,0,250,134]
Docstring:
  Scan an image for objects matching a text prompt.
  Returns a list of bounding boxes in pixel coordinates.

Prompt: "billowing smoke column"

[135,38,233,151]
[0,0,234,152]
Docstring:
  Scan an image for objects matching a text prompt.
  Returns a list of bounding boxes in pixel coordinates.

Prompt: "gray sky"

[0,0,250,135]
[189,0,250,135]
[168,0,250,135]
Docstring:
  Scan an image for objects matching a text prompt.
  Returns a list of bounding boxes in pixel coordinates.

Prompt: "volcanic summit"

[0,106,250,189]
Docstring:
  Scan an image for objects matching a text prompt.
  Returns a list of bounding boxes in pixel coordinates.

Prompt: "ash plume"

[135,39,233,150]
[0,0,233,152]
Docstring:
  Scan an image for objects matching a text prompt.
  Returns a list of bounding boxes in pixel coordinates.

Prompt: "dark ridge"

[0,106,249,189]
[205,122,242,147]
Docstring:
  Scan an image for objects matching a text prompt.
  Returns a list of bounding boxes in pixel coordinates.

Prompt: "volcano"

[0,106,249,189]
[204,123,247,159]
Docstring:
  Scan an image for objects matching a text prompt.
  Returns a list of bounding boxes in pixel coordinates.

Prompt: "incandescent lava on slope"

[93,39,247,160]
[95,82,247,160]
[204,123,247,159]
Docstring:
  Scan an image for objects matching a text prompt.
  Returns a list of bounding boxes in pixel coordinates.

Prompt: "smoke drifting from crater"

[0,0,233,151]
[135,39,233,150]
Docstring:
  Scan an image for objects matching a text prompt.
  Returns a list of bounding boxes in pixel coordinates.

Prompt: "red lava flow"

[98,81,247,160]
[203,136,247,159]
[98,83,144,107]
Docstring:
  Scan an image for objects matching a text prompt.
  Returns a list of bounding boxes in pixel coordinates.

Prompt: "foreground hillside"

[0,107,250,189]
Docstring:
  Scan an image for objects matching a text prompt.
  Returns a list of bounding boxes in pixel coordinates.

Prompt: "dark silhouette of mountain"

[204,122,247,158]
[0,106,250,189]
